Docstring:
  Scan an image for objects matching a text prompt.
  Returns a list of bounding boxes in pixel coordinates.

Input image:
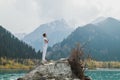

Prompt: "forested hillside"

[0,25,41,59]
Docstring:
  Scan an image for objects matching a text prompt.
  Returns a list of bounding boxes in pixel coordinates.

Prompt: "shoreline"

[0,65,34,70]
[86,68,120,71]
[0,67,120,71]
[0,68,31,71]
[0,69,30,73]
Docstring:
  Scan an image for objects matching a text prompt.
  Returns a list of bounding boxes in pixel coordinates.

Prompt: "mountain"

[0,25,41,59]
[95,17,120,36]
[48,17,120,61]
[22,19,74,51]
[14,33,27,40]
[92,17,106,24]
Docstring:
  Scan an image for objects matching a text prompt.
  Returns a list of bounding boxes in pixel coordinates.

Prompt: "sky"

[0,0,120,34]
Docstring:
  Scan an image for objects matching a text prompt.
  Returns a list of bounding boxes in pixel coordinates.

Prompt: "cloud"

[0,0,120,33]
[35,0,101,25]
[0,0,40,33]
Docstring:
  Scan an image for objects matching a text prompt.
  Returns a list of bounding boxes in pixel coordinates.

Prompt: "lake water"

[85,69,120,80]
[0,70,29,80]
[0,69,120,80]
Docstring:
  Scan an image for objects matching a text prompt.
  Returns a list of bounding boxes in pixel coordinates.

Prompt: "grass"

[0,57,40,70]
[85,59,120,69]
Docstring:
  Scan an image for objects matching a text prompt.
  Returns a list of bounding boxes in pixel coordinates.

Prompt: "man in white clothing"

[42,33,48,63]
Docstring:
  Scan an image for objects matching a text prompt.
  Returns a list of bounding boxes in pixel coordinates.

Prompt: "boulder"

[18,60,81,80]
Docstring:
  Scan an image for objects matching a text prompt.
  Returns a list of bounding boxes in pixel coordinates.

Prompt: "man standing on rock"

[42,33,48,63]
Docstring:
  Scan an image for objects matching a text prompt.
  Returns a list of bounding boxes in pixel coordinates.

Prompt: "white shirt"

[43,37,48,44]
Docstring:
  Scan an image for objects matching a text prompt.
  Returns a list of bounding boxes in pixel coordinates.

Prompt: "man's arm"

[44,39,48,43]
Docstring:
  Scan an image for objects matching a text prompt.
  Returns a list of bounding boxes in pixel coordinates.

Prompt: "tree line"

[0,25,42,59]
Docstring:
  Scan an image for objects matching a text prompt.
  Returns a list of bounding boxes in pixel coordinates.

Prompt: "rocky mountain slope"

[48,17,120,61]
[23,19,74,51]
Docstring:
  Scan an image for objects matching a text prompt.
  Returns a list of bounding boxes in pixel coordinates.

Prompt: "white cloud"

[0,0,120,33]
[0,0,40,33]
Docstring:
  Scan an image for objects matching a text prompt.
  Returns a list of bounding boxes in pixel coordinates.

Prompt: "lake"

[85,69,120,80]
[0,69,29,80]
[0,69,120,80]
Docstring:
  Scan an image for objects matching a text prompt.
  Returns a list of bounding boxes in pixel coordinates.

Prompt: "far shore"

[86,68,120,70]
[0,69,30,73]
[0,68,31,71]
[0,67,120,71]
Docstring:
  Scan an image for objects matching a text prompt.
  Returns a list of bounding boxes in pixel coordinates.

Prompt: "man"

[42,33,48,63]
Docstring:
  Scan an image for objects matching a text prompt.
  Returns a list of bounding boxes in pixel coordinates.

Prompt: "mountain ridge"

[23,19,74,51]
[48,17,120,61]
[0,25,41,59]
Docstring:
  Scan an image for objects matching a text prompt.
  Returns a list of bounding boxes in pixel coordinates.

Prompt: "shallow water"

[0,69,120,80]
[0,69,29,80]
[85,69,120,80]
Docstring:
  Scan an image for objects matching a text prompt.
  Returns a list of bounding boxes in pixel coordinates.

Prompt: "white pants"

[42,44,48,61]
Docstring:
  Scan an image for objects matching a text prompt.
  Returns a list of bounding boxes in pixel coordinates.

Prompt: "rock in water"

[18,60,81,80]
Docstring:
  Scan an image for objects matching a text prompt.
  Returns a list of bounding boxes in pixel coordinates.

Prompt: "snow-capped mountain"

[48,17,120,61]
[22,19,74,51]
[14,33,27,40]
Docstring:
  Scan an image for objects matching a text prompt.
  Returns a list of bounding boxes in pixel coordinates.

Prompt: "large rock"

[18,60,81,80]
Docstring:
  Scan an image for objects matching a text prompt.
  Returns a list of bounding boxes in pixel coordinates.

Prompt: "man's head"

[43,33,47,37]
